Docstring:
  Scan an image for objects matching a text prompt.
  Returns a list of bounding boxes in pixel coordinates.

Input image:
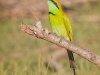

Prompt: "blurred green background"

[0,0,100,75]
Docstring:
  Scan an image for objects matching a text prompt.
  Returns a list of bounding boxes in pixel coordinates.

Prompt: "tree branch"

[20,17,100,67]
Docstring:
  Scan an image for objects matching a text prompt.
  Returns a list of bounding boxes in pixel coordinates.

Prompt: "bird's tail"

[67,49,76,75]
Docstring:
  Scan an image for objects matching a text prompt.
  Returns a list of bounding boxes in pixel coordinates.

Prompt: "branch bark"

[20,17,100,67]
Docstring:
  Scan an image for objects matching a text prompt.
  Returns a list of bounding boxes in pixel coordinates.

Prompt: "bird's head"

[48,0,62,9]
[48,0,63,13]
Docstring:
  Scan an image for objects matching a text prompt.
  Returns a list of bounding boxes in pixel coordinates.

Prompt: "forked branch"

[20,17,100,67]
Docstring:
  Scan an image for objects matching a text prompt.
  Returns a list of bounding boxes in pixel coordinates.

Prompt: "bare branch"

[20,17,100,67]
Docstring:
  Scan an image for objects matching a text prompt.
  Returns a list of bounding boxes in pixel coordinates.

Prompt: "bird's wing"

[63,14,73,41]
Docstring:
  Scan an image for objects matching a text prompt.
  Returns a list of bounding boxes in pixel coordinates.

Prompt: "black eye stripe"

[49,12,56,15]
[50,0,59,9]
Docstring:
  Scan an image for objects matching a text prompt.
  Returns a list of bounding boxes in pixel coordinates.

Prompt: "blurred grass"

[0,1,100,75]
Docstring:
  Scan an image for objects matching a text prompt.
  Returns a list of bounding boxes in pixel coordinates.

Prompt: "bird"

[47,0,76,75]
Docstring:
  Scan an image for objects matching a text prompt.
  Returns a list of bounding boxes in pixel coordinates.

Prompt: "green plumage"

[48,0,76,75]
[48,0,72,40]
